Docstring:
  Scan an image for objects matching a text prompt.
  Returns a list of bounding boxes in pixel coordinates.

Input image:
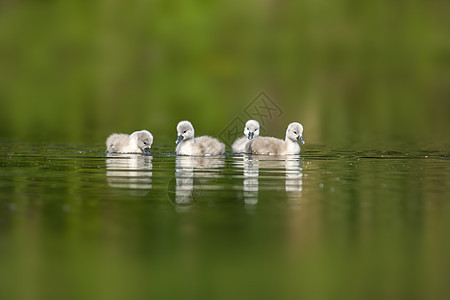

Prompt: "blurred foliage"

[0,0,449,145]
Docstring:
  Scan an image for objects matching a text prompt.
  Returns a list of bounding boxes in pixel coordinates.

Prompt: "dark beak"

[248,132,254,140]
[143,147,151,155]
[175,135,184,144]
[297,135,305,144]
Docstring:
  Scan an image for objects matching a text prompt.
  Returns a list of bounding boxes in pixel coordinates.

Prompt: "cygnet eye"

[183,130,187,133]
[293,131,297,134]
[143,141,147,145]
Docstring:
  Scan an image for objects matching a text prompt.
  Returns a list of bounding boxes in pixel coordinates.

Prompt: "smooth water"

[1,142,449,300]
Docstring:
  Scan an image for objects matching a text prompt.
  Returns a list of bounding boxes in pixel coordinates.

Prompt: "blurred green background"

[1,2,450,300]
[0,0,449,146]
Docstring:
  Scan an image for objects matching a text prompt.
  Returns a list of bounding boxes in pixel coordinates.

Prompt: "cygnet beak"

[175,135,184,144]
[297,135,305,144]
[248,132,254,140]
[143,147,151,155]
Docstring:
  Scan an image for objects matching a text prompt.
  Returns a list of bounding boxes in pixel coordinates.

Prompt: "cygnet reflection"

[284,156,303,193]
[236,154,303,205]
[242,155,259,206]
[106,154,153,193]
[174,156,225,207]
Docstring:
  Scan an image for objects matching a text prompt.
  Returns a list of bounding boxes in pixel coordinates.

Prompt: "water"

[1,142,449,300]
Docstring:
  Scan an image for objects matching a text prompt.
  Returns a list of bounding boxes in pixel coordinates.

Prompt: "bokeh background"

[1,2,450,300]
[1,0,449,146]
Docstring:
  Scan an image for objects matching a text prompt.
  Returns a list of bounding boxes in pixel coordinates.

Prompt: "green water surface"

[0,142,449,300]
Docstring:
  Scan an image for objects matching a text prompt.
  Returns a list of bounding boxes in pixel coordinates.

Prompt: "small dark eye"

[293,131,297,134]
[143,141,147,145]
[183,130,187,133]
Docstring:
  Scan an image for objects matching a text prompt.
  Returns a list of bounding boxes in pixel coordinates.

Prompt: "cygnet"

[249,122,304,155]
[231,120,260,153]
[175,120,225,156]
[106,130,153,154]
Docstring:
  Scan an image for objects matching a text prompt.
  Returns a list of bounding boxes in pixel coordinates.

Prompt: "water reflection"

[242,155,259,206]
[106,154,153,193]
[174,156,225,207]
[3,143,450,300]
[284,157,303,192]
[237,155,303,205]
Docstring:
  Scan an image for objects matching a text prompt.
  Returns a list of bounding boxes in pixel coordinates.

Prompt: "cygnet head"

[176,120,195,144]
[286,122,305,144]
[130,130,153,154]
[243,120,260,140]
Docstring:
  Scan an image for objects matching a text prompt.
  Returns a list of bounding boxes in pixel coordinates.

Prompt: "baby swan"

[232,120,260,153]
[175,120,225,156]
[249,122,305,155]
[106,130,153,154]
